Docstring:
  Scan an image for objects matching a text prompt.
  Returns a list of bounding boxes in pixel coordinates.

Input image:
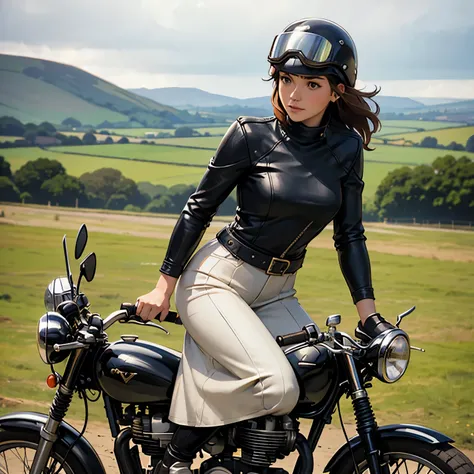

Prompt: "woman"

[137,18,396,474]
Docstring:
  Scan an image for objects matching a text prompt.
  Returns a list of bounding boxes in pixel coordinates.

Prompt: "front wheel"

[0,429,89,474]
[334,438,473,474]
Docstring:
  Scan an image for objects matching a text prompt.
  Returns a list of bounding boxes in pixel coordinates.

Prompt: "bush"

[174,126,195,138]
[145,196,175,213]
[104,136,114,144]
[106,193,128,210]
[118,136,130,144]
[124,204,142,212]
[62,117,82,128]
[82,132,97,145]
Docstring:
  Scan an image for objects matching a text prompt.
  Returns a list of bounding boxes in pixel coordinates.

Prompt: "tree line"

[0,156,236,215]
[364,155,473,222]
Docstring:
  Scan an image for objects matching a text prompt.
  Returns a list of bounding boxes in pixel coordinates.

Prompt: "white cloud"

[1,0,473,97]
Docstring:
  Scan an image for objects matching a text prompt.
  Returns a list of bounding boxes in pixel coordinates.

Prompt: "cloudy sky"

[1,0,473,99]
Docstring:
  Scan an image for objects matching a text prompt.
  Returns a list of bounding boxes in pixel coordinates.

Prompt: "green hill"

[0,54,208,127]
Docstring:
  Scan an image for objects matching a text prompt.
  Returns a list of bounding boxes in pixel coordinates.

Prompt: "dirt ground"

[74,421,474,474]
[78,419,473,473]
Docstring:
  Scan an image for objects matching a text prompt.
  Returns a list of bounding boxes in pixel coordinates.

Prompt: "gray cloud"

[1,0,473,79]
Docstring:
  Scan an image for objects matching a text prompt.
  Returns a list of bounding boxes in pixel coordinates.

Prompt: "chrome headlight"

[376,329,410,383]
[37,312,72,364]
[44,277,75,312]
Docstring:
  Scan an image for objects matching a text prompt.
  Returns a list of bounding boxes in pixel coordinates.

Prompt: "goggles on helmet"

[268,31,334,68]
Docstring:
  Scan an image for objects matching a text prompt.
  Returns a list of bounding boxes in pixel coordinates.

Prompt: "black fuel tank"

[287,344,338,418]
[96,338,181,403]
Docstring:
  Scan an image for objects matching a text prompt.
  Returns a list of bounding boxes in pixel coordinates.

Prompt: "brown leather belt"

[216,226,306,276]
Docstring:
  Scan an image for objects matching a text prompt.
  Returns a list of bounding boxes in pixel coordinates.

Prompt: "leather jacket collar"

[278,110,331,146]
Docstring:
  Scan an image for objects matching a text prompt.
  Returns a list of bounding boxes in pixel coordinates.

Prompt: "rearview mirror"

[81,252,97,282]
[75,224,88,260]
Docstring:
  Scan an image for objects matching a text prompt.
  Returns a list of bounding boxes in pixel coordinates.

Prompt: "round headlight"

[37,312,72,364]
[377,331,410,383]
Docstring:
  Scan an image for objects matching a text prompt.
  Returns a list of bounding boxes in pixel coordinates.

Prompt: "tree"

[62,117,82,128]
[446,141,464,151]
[0,177,20,202]
[82,132,97,145]
[106,193,128,210]
[104,136,114,144]
[79,168,147,209]
[0,156,12,179]
[38,122,56,134]
[174,126,195,138]
[466,135,474,153]
[64,135,83,146]
[117,136,129,144]
[145,196,175,213]
[0,116,25,137]
[419,136,438,148]
[374,155,474,221]
[14,158,66,203]
[40,175,88,207]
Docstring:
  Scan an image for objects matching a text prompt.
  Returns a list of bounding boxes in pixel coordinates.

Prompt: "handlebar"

[276,323,320,347]
[120,303,183,325]
[276,330,309,347]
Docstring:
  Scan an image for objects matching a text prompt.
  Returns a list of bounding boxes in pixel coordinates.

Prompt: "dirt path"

[77,420,473,473]
[2,205,473,262]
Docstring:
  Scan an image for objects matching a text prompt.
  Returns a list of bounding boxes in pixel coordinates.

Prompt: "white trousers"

[168,238,316,427]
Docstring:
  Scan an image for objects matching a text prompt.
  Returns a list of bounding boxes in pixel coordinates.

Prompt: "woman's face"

[278,71,344,127]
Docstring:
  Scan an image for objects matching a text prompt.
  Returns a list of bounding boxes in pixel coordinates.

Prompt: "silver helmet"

[44,277,75,311]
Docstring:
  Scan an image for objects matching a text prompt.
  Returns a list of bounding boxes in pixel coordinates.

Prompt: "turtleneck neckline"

[279,114,330,146]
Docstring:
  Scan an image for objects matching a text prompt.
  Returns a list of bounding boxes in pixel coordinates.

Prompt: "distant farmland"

[383,126,474,146]
[3,141,473,199]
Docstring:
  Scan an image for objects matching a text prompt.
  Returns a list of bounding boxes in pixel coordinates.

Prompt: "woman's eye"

[309,82,320,89]
[282,76,290,83]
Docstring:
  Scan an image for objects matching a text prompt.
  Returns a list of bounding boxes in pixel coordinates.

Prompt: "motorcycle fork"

[344,353,389,474]
[30,349,88,474]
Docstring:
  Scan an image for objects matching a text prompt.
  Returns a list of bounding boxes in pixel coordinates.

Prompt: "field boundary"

[44,145,425,167]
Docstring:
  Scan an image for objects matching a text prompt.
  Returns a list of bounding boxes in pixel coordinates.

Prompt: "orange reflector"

[46,373,58,388]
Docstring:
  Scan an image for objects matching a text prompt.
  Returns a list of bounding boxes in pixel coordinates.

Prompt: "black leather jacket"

[160,114,374,304]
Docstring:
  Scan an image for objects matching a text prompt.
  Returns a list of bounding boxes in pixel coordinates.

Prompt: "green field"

[0,70,129,125]
[379,120,467,130]
[107,127,229,137]
[3,143,473,199]
[2,147,207,186]
[385,126,474,146]
[0,220,472,447]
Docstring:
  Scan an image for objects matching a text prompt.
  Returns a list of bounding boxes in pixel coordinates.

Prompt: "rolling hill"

[0,54,210,127]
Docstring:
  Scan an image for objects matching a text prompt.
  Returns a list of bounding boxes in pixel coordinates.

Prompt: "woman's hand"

[136,274,178,322]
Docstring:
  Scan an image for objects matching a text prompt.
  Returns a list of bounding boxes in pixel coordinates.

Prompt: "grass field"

[3,143,473,199]
[2,147,207,186]
[0,215,473,447]
[385,126,474,146]
[379,120,468,130]
[106,127,229,137]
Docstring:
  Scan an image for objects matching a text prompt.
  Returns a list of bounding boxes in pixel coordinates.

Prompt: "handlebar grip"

[276,330,309,347]
[120,303,182,325]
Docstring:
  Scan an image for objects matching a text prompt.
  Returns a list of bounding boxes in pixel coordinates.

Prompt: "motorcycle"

[0,224,472,474]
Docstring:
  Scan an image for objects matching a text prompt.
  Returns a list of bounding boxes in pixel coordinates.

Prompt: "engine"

[232,416,297,467]
[131,411,175,457]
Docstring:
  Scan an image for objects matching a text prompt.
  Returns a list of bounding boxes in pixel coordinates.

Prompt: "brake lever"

[122,315,170,335]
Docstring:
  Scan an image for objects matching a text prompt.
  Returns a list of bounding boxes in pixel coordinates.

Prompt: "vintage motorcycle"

[0,224,472,474]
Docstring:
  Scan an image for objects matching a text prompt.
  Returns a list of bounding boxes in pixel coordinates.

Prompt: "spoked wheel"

[335,439,473,474]
[0,431,88,474]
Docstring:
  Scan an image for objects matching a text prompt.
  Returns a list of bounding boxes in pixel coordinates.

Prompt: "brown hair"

[264,68,382,151]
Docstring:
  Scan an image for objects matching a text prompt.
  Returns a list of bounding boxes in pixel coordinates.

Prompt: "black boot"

[155,425,219,474]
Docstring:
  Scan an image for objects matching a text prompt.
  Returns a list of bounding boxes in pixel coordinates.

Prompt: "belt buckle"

[266,257,291,276]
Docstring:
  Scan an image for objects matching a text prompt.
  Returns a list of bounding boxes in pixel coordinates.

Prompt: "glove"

[355,313,396,342]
